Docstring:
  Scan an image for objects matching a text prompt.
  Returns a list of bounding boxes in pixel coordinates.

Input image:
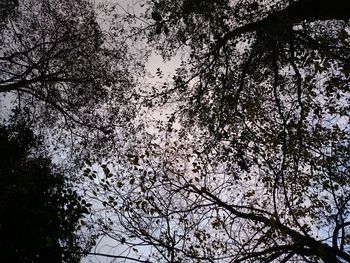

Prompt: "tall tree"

[0,122,93,262]
[86,0,350,262]
[0,0,139,165]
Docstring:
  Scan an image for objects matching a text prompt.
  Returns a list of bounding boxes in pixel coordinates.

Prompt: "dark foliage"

[0,123,90,263]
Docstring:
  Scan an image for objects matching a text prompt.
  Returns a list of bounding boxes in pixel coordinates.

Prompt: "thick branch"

[200,187,350,262]
[217,0,350,49]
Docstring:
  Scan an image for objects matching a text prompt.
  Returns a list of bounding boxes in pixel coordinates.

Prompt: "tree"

[0,0,18,28]
[0,122,93,262]
[86,0,350,262]
[0,0,139,166]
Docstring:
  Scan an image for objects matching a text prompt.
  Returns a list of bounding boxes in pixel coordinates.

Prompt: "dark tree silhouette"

[0,123,92,263]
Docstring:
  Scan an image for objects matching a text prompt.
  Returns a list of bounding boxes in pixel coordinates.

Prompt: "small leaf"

[155,23,163,34]
[248,2,259,10]
[151,12,162,21]
[164,25,169,35]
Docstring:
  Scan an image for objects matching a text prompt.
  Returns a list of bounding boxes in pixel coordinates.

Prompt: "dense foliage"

[0,123,91,262]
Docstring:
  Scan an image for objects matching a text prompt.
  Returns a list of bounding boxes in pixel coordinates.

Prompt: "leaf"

[103,167,111,176]
[155,23,163,34]
[245,190,255,198]
[315,63,325,73]
[164,25,169,35]
[151,12,162,21]
[248,2,259,10]
[132,156,139,165]
[341,66,350,76]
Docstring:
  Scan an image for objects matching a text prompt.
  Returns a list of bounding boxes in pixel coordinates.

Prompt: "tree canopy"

[83,0,350,262]
[0,122,92,262]
[0,0,139,166]
[1,0,350,262]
